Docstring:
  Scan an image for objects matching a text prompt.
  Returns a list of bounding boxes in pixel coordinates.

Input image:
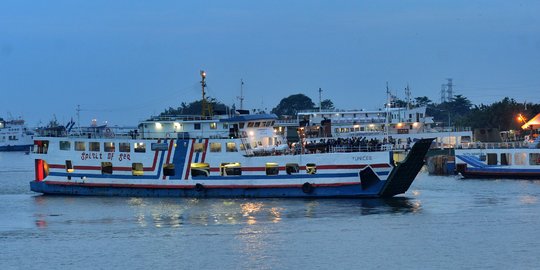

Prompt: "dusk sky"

[1,0,539,126]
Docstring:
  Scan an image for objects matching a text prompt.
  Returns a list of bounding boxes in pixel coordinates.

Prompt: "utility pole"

[318,87,322,112]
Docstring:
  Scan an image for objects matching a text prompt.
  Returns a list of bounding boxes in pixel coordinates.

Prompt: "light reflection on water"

[27,196,423,230]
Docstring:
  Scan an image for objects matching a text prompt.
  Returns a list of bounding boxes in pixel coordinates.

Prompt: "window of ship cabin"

[223,123,228,129]
[89,142,100,152]
[239,123,245,129]
[210,142,221,152]
[132,163,144,176]
[254,122,261,127]
[500,153,511,165]
[529,153,540,165]
[59,141,71,150]
[75,141,85,151]
[119,142,130,152]
[210,122,217,129]
[134,142,146,153]
[104,142,115,152]
[101,162,113,174]
[486,153,497,165]
[335,128,339,133]
[247,122,254,128]
[514,153,526,165]
[193,143,205,152]
[194,123,201,130]
[226,142,238,152]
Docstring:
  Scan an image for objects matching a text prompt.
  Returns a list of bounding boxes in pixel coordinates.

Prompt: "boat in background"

[0,118,34,151]
[455,113,540,179]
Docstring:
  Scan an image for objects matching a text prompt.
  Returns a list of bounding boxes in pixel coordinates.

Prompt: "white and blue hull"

[31,138,433,197]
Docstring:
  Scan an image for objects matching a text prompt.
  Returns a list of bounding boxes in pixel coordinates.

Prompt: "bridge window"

[134,142,146,153]
[226,142,238,152]
[119,142,130,152]
[210,142,221,152]
[60,141,71,150]
[89,142,100,152]
[104,142,115,152]
[193,143,205,152]
[75,141,85,151]
[210,122,217,129]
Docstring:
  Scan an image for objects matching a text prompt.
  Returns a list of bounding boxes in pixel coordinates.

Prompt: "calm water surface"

[1,152,539,269]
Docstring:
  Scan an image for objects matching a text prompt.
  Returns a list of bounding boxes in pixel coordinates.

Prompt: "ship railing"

[458,141,531,149]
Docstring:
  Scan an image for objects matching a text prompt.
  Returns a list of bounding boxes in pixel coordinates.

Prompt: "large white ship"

[0,118,34,151]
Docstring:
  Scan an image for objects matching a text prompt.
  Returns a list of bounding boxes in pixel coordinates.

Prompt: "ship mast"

[200,70,213,117]
[385,82,391,143]
[238,78,245,110]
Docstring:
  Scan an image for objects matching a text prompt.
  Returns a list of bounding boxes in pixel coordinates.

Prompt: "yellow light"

[174,122,181,130]
[155,122,162,129]
[249,131,254,136]
[413,122,419,127]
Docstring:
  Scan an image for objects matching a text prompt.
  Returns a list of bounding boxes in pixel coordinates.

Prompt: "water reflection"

[125,197,420,228]
[30,195,420,229]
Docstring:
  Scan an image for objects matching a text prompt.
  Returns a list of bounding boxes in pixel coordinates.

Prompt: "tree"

[415,96,432,107]
[159,98,230,116]
[321,99,335,110]
[271,94,315,117]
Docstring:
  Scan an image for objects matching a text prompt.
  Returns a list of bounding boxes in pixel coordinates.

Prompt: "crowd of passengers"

[301,136,413,153]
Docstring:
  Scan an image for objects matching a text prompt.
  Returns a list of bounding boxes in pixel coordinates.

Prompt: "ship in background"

[0,118,34,151]
[455,113,540,179]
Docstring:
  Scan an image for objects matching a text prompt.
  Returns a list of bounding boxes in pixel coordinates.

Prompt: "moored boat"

[455,139,540,179]
[455,113,540,179]
[0,118,34,151]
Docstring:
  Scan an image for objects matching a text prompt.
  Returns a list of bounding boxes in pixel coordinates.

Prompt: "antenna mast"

[405,83,411,110]
[76,105,81,135]
[200,70,213,117]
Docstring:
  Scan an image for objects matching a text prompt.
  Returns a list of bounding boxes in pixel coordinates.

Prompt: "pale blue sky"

[1,0,539,126]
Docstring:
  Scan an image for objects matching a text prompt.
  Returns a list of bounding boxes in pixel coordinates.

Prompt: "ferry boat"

[455,114,540,179]
[287,106,472,149]
[0,118,34,151]
[29,73,433,198]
